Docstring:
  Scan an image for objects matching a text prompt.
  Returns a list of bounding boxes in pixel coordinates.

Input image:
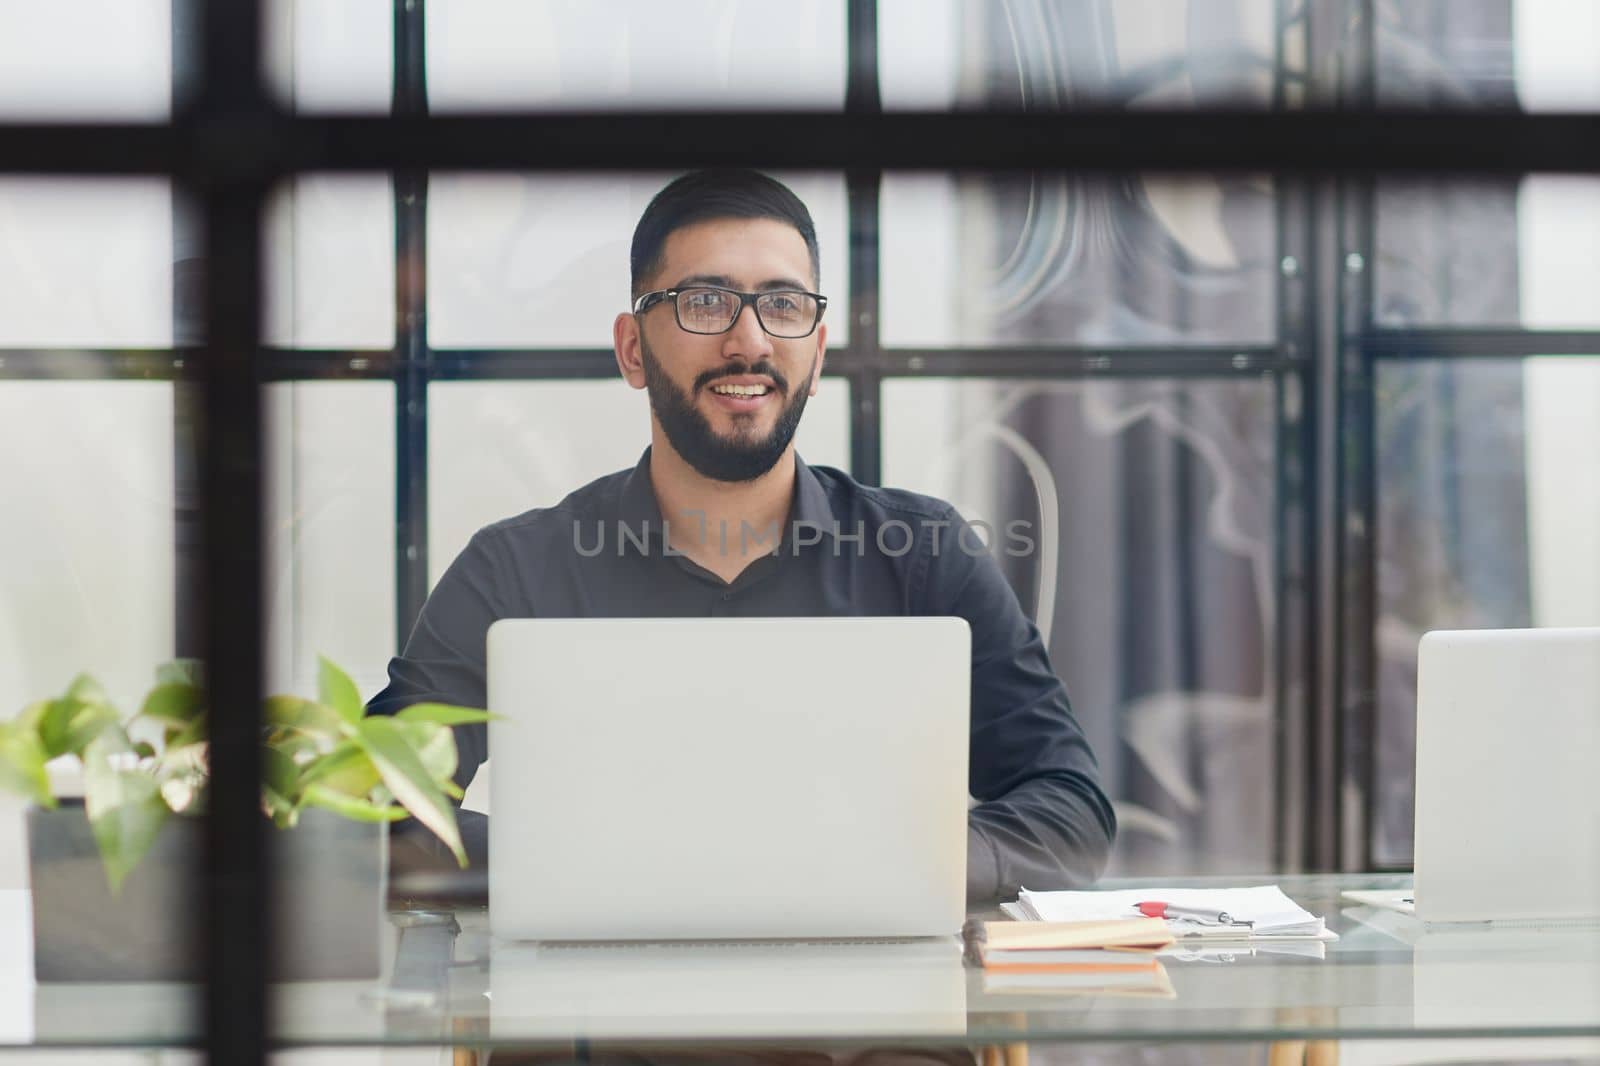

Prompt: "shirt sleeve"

[920,511,1117,901]
[366,529,506,791]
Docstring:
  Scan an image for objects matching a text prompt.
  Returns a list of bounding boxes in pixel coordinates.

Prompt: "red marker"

[1136,901,1251,926]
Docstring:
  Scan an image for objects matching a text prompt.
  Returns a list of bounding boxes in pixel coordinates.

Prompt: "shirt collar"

[615,447,839,554]
[787,453,840,546]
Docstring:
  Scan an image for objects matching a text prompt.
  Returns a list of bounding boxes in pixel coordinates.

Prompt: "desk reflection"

[1414,928,1600,1029]
[486,938,968,1042]
[1344,904,1600,1031]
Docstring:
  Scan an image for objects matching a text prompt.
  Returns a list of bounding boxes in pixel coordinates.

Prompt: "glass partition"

[264,0,393,114]
[886,377,1278,875]
[880,172,1277,348]
[425,0,846,111]
[0,0,171,121]
[428,172,851,347]
[879,0,1275,110]
[0,176,201,1042]
[1372,355,1600,865]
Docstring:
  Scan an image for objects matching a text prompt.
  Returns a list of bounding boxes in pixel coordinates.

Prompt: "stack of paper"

[966,919,1177,998]
[1009,885,1337,942]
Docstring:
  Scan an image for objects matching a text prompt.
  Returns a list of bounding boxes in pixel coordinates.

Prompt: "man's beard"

[640,339,814,483]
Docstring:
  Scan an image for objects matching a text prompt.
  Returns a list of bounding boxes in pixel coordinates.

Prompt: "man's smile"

[697,369,786,416]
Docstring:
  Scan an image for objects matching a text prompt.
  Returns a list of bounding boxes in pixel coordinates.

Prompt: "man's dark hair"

[630,169,821,297]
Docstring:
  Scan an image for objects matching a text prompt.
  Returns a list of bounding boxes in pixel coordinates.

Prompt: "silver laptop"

[1345,627,1600,925]
[487,617,970,940]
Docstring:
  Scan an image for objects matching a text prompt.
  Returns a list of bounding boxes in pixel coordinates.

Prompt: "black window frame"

[4,0,1600,1060]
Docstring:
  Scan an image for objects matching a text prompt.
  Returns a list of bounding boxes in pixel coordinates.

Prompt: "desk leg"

[1306,1041,1339,1066]
[1268,1041,1307,1066]
[453,1015,479,1066]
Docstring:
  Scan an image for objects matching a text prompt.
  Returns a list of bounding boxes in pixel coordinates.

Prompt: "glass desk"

[6,875,1600,1058]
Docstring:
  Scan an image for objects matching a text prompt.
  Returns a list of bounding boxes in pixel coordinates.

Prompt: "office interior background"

[2,0,1598,898]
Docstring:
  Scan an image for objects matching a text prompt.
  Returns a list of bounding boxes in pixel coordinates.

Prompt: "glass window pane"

[881,173,1275,347]
[0,179,173,348]
[1373,356,1600,866]
[1379,0,1600,111]
[264,382,396,701]
[264,175,396,349]
[1376,176,1600,329]
[0,382,177,723]
[429,172,849,348]
[883,377,1277,874]
[880,0,1274,110]
[0,381,176,907]
[427,0,845,111]
[265,0,393,113]
[0,0,170,120]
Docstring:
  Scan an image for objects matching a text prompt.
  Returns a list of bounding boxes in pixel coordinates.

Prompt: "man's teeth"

[711,384,770,397]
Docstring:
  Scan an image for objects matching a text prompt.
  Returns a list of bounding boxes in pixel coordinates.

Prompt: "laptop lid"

[1413,627,1600,924]
[487,617,970,940]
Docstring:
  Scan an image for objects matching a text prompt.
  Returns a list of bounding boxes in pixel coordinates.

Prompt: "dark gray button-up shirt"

[370,448,1116,900]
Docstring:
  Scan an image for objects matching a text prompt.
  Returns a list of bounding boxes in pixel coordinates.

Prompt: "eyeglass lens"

[676,287,819,338]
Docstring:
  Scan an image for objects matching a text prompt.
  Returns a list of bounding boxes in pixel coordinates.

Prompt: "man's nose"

[720,301,774,359]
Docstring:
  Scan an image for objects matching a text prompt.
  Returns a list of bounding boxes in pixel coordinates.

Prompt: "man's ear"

[807,322,828,397]
[614,311,647,390]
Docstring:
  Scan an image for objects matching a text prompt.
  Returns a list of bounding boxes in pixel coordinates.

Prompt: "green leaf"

[0,722,54,807]
[317,657,364,727]
[156,659,204,688]
[63,674,112,709]
[355,716,466,866]
[395,720,459,789]
[265,695,349,740]
[261,744,300,803]
[83,734,170,893]
[394,703,497,727]
[15,700,49,733]
[140,682,204,725]
[293,740,381,798]
[165,713,209,752]
[300,782,409,823]
[262,780,297,828]
[37,698,121,760]
[89,792,170,893]
[132,741,157,761]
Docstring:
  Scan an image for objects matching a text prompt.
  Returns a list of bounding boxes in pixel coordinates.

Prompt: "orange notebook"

[969,917,1174,954]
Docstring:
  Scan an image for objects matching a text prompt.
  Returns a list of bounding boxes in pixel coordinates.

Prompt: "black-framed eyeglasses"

[633,285,828,339]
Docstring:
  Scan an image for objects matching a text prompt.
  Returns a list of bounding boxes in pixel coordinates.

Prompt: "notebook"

[1010,885,1335,941]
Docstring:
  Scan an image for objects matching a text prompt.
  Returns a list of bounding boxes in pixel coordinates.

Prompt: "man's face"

[617,217,827,483]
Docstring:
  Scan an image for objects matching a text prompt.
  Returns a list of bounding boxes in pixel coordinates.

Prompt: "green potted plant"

[0,657,492,982]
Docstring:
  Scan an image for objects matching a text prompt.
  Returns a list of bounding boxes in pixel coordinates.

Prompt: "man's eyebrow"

[671,274,812,292]
[756,277,811,292]
[673,273,734,288]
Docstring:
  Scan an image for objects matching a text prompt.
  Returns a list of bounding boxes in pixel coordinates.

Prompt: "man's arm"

[366,529,508,791]
[923,515,1117,901]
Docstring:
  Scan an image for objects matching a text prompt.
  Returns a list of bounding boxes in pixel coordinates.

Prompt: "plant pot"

[26,803,388,982]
